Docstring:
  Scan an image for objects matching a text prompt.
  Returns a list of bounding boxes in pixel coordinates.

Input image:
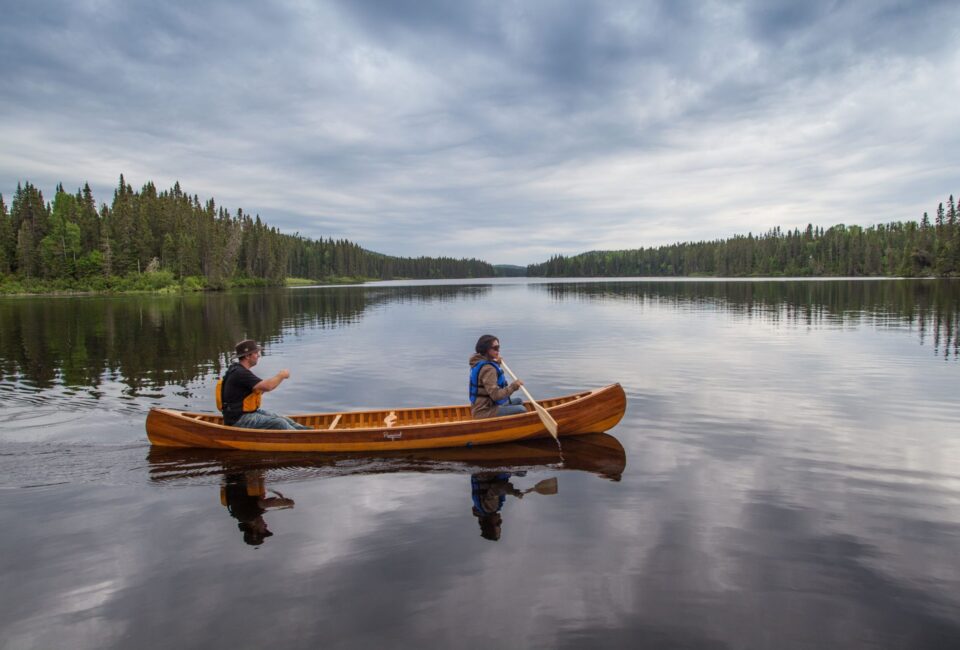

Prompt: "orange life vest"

[216,365,262,415]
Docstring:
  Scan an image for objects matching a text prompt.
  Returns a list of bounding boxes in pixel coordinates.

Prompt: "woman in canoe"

[469,334,526,418]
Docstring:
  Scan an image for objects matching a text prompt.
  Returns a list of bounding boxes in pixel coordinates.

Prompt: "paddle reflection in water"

[220,472,295,546]
[471,472,559,542]
[148,433,625,544]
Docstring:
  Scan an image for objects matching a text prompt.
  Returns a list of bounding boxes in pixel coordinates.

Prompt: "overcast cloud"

[1,0,959,264]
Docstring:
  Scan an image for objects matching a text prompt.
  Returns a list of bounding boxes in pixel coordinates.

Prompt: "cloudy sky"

[2,0,959,264]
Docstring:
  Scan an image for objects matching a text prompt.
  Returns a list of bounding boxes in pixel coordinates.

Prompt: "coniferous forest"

[527,195,960,278]
[0,176,493,292]
[3,177,960,293]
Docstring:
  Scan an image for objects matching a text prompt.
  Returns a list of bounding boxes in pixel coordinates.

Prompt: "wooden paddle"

[499,359,559,439]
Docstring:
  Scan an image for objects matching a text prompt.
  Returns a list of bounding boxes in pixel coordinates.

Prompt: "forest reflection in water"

[0,280,957,399]
[539,279,960,359]
[0,284,492,391]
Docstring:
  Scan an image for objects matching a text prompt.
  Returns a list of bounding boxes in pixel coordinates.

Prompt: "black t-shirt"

[221,364,261,424]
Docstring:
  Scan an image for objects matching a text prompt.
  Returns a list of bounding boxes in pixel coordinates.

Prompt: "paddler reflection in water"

[222,472,294,546]
[471,472,560,541]
[216,339,311,430]
[471,472,525,541]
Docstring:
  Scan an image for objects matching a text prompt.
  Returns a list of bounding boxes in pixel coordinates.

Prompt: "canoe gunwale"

[167,388,598,433]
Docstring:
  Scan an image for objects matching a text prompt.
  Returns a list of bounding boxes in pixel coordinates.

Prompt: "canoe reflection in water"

[148,432,625,544]
[221,472,294,546]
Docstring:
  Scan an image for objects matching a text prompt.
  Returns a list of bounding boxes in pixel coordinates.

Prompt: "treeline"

[0,176,493,289]
[528,196,960,278]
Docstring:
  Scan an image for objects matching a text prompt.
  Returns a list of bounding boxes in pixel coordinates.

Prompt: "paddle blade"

[531,477,558,495]
[533,402,559,438]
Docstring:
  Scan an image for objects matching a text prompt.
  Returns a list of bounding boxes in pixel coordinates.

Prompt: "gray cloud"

[1,0,959,264]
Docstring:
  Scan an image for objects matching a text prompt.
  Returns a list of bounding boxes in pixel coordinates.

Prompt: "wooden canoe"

[146,383,626,452]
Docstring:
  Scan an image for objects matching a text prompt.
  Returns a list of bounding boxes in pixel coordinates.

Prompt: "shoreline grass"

[0,273,378,296]
[285,276,373,286]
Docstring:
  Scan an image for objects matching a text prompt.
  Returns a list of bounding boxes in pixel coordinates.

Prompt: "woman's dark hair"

[475,334,499,355]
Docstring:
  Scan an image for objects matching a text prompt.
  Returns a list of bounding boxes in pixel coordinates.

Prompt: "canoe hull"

[146,383,627,452]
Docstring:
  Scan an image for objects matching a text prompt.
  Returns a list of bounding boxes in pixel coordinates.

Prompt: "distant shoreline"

[0,274,373,297]
[3,274,958,297]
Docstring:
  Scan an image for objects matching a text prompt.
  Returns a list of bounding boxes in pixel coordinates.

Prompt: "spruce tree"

[0,194,10,274]
[11,183,48,277]
[100,205,113,277]
[78,182,100,252]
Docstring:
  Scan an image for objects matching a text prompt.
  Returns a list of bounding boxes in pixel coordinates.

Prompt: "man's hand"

[254,369,292,393]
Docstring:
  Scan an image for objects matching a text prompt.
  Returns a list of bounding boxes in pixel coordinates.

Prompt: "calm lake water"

[1,278,959,649]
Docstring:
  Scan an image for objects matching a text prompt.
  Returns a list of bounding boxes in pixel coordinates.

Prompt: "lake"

[1,278,959,649]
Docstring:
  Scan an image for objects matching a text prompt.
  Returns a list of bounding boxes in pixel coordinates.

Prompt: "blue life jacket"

[469,360,509,405]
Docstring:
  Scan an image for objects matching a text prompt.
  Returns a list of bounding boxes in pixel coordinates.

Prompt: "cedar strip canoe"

[146,383,626,452]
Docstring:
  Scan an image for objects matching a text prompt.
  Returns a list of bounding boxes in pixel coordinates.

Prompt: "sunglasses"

[489,345,500,351]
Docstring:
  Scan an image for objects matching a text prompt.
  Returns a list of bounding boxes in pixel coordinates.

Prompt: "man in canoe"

[217,339,311,430]
[469,334,526,418]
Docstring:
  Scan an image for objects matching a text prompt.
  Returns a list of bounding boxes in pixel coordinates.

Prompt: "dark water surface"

[1,278,959,649]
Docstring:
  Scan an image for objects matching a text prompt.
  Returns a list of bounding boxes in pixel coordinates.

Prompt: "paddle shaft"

[498,359,537,403]
[499,360,559,439]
